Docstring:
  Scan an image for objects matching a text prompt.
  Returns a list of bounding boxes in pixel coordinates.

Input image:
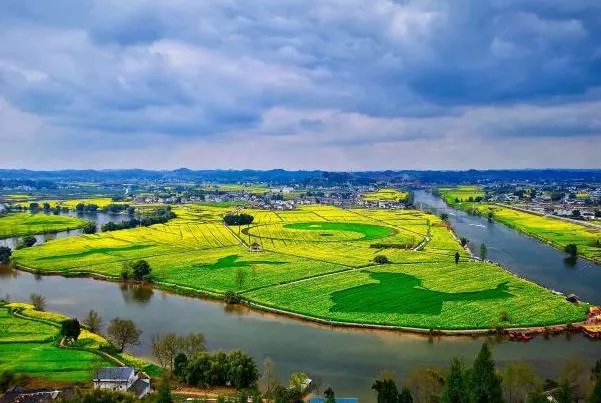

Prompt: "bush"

[0,246,11,264]
[30,293,46,311]
[564,244,578,257]
[16,235,37,250]
[223,213,254,226]
[373,255,390,264]
[225,291,242,304]
[81,221,97,234]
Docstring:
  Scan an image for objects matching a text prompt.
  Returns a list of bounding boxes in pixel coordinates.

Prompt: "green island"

[0,213,87,239]
[438,187,601,264]
[11,204,587,331]
[0,301,159,383]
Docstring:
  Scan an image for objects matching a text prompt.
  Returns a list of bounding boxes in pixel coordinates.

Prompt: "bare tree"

[30,293,46,311]
[152,333,179,370]
[83,310,103,334]
[107,318,141,353]
[178,333,205,358]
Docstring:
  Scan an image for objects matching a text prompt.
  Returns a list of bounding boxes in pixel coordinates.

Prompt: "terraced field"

[0,302,159,382]
[0,213,87,238]
[0,302,112,382]
[11,204,587,330]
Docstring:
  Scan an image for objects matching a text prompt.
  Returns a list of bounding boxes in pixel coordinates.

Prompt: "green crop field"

[438,186,485,207]
[0,302,159,382]
[12,204,587,330]
[362,188,408,202]
[0,213,87,239]
[476,205,601,264]
[0,303,112,382]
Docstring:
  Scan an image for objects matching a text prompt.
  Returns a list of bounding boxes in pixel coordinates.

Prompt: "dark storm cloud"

[0,0,599,169]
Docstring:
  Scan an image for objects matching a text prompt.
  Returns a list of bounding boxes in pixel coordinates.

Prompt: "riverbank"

[14,262,589,337]
[436,187,601,265]
[0,300,161,384]
[0,213,87,239]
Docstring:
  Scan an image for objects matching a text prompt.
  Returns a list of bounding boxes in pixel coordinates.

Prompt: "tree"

[460,237,468,247]
[487,212,494,223]
[454,252,460,265]
[480,243,488,262]
[441,358,467,403]
[468,343,504,403]
[372,377,400,403]
[152,333,179,370]
[178,333,206,358]
[0,246,11,264]
[173,353,188,379]
[0,370,16,393]
[407,367,445,403]
[324,387,336,403]
[83,310,103,333]
[155,376,173,403]
[289,371,310,399]
[441,213,449,221]
[588,374,601,403]
[75,203,85,212]
[131,259,152,281]
[502,362,540,403]
[555,382,573,403]
[61,318,81,342]
[82,221,97,234]
[262,358,279,397]
[30,293,46,311]
[374,255,390,264]
[564,244,578,257]
[107,318,142,352]
[16,235,37,249]
[399,387,413,403]
[235,267,247,289]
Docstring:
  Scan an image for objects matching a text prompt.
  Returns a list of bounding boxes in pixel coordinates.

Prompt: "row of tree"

[101,206,175,232]
[223,213,254,226]
[370,343,601,403]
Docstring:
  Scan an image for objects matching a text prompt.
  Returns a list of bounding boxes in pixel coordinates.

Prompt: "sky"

[0,0,600,171]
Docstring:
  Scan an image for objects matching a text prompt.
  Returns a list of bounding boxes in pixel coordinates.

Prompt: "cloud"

[0,0,600,169]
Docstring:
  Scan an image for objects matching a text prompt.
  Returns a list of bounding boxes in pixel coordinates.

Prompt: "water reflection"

[120,283,154,305]
[0,263,19,279]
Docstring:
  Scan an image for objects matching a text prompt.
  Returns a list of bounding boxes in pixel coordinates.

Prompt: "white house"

[92,367,150,399]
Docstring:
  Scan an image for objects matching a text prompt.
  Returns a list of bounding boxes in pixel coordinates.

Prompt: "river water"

[0,194,600,401]
[0,211,132,249]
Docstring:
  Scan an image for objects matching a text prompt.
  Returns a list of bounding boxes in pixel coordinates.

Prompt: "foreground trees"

[0,246,11,263]
[60,318,81,342]
[151,332,206,371]
[184,350,259,389]
[106,318,141,352]
[83,310,103,334]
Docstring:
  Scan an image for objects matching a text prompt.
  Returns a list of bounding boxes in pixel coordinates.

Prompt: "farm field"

[476,205,601,264]
[15,197,116,209]
[0,302,112,382]
[0,213,87,239]
[12,204,588,330]
[438,186,485,207]
[361,188,408,202]
[0,302,159,382]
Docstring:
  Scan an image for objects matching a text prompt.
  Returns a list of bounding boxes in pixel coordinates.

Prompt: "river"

[0,211,133,249]
[0,194,600,401]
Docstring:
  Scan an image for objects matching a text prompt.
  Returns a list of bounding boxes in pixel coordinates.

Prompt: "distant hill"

[0,168,600,185]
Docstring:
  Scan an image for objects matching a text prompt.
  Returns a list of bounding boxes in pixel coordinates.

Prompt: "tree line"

[101,206,175,232]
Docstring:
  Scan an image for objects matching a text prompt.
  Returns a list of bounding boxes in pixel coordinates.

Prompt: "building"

[0,387,66,403]
[92,367,150,399]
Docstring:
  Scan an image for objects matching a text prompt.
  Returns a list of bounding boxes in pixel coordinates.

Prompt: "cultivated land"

[438,186,601,264]
[12,205,587,330]
[476,205,601,264]
[0,302,159,382]
[361,188,408,202]
[438,186,485,207]
[0,213,87,239]
[16,197,116,209]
